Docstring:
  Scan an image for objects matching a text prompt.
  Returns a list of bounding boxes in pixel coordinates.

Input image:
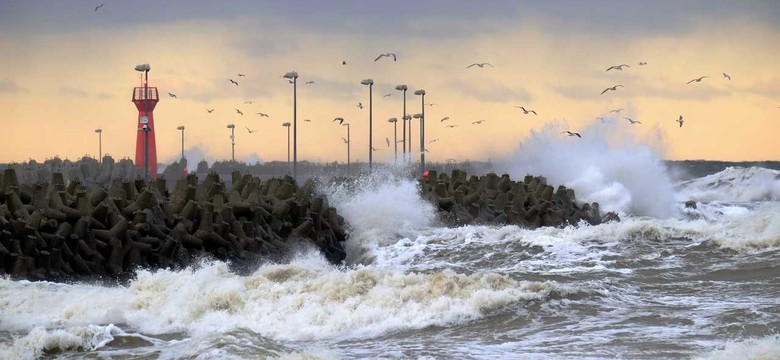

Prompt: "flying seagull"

[440,117,450,122]
[624,117,642,125]
[562,131,581,138]
[244,101,254,104]
[601,85,624,95]
[206,108,215,113]
[341,60,347,65]
[287,80,294,84]
[94,3,105,12]
[371,147,381,152]
[304,119,312,122]
[167,92,177,98]
[472,120,486,125]
[375,52,397,62]
[606,64,630,72]
[357,102,363,109]
[256,113,269,117]
[467,63,494,69]
[246,127,256,134]
[229,79,239,86]
[383,93,393,97]
[235,109,243,116]
[638,61,647,66]
[426,103,437,107]
[429,139,439,143]
[386,137,390,147]
[677,115,684,128]
[686,76,708,84]
[597,117,609,123]
[237,74,246,77]
[341,137,349,144]
[610,108,624,114]
[516,106,537,115]
[305,81,315,85]
[445,125,458,128]
[722,73,731,81]
[333,117,345,125]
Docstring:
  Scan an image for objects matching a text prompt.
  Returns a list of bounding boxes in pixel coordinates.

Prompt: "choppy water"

[1,161,779,359]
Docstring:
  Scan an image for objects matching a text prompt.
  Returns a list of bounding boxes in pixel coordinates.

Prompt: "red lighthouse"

[132,64,159,180]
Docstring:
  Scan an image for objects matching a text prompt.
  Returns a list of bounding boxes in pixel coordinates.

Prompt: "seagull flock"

[89,0,749,159]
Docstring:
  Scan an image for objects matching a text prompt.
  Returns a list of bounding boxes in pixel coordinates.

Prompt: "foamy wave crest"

[693,334,780,360]
[677,166,780,203]
[0,254,566,343]
[2,324,120,360]
[322,165,435,264]
[497,121,678,218]
[593,202,780,250]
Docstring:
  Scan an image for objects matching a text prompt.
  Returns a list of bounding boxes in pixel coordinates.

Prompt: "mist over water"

[497,121,678,218]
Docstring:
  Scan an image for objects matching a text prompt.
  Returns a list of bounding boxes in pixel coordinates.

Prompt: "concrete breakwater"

[422,170,619,228]
[0,168,347,282]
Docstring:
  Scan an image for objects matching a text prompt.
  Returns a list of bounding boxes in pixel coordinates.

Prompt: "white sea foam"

[693,335,780,360]
[497,121,678,218]
[0,252,566,347]
[1,324,121,360]
[677,166,780,203]
[321,165,435,264]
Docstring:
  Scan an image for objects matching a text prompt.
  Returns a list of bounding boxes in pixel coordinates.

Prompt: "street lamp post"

[388,118,398,161]
[282,122,291,174]
[227,124,235,162]
[361,79,374,171]
[176,126,185,161]
[343,123,350,174]
[283,71,299,180]
[395,85,407,161]
[134,63,151,181]
[94,129,102,162]
[414,89,426,176]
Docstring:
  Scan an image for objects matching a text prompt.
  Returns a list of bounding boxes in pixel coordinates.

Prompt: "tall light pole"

[94,129,102,162]
[134,63,151,181]
[395,84,407,161]
[343,123,350,174]
[361,79,374,171]
[176,126,185,161]
[226,124,235,162]
[283,71,299,180]
[388,118,398,161]
[282,122,291,174]
[414,89,426,176]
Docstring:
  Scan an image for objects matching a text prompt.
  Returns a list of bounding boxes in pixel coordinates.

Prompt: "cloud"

[97,91,115,100]
[742,77,780,97]
[448,79,532,103]
[0,79,27,93]
[556,80,731,102]
[58,86,88,97]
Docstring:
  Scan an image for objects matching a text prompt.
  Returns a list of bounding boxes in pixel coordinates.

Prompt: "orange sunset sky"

[1,1,778,165]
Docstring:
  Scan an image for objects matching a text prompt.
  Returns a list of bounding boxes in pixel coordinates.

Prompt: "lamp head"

[414,89,425,95]
[282,122,291,127]
[360,79,374,86]
[413,113,423,119]
[134,64,150,72]
[283,71,298,79]
[94,129,102,133]
[395,84,407,91]
[403,115,412,120]
[177,126,185,130]
[388,117,397,123]
[227,124,235,129]
[342,123,349,127]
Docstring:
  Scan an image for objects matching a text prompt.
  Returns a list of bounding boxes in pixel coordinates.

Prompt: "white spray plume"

[497,121,678,218]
